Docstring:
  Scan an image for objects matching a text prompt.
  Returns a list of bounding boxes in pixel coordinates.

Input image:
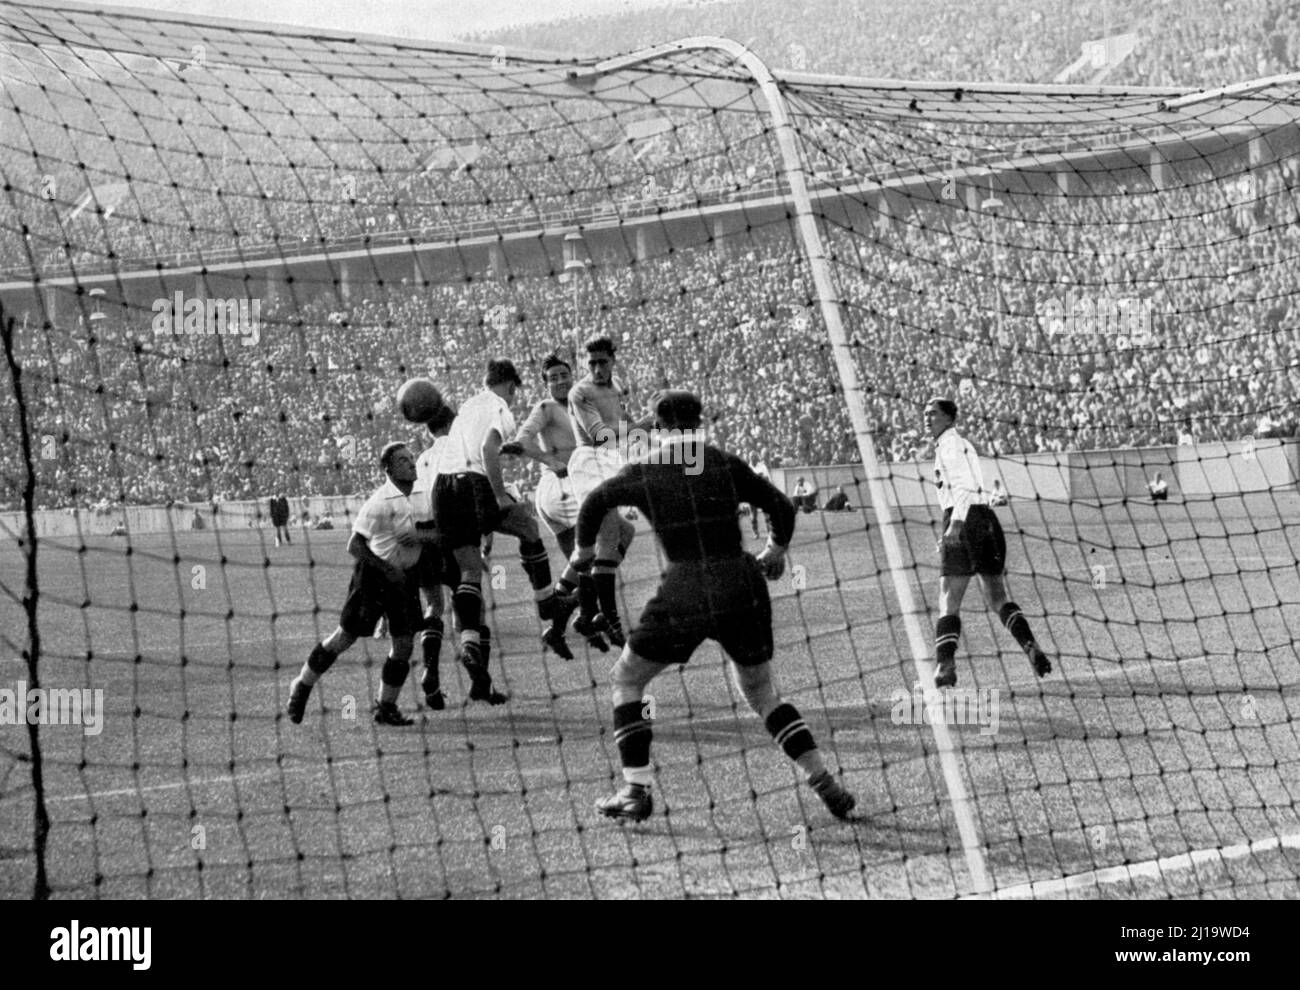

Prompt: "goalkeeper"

[570,390,856,823]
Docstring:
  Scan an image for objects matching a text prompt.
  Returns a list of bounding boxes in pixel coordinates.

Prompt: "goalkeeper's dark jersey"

[576,441,796,562]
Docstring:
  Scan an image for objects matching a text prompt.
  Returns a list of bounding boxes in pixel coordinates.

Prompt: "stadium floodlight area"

[1,0,1298,899]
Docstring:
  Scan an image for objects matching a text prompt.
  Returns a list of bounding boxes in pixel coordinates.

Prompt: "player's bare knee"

[610,648,659,697]
[323,627,354,654]
[732,661,779,717]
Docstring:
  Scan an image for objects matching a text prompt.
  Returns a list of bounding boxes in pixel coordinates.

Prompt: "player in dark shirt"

[571,390,856,823]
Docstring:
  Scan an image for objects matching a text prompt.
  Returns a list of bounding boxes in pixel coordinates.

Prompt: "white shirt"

[933,427,988,521]
[411,437,442,524]
[435,389,516,477]
[352,478,421,569]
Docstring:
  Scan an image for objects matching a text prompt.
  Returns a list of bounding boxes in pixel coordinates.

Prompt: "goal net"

[1,0,1297,899]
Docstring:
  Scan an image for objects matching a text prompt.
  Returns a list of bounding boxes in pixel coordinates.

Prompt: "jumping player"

[925,397,1053,688]
[432,358,568,702]
[554,336,640,647]
[572,390,856,823]
[501,353,605,656]
[410,403,495,709]
[286,442,424,726]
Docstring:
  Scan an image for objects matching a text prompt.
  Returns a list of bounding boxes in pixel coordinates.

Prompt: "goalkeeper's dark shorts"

[629,555,773,668]
[940,505,1006,578]
[339,559,422,639]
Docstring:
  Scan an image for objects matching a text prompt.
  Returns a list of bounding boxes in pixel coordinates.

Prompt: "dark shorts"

[415,535,460,594]
[940,504,1006,578]
[432,473,499,550]
[339,559,422,638]
[628,555,774,667]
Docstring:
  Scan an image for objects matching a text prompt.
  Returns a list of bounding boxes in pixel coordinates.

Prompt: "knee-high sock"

[379,653,410,704]
[578,574,599,620]
[421,616,444,680]
[594,559,620,621]
[613,700,653,785]
[453,581,483,651]
[998,602,1039,653]
[519,539,553,596]
[298,642,338,687]
[935,614,961,665]
[479,625,491,667]
[764,702,827,779]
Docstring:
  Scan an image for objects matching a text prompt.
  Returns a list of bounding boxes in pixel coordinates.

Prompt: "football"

[396,378,444,424]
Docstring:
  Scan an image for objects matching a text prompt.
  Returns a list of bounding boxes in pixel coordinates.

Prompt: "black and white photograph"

[0,0,1296,929]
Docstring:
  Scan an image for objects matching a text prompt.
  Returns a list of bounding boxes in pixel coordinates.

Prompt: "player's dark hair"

[542,353,570,374]
[379,441,408,472]
[929,397,958,421]
[426,403,456,435]
[585,336,615,357]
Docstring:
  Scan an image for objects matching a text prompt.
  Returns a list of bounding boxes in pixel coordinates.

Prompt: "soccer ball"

[396,378,444,424]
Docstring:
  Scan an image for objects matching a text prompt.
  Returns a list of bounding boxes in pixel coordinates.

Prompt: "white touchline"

[968,830,1300,900]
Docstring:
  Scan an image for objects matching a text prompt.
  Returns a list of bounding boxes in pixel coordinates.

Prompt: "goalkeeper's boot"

[286,677,312,724]
[461,643,508,706]
[1028,645,1052,678]
[934,658,957,689]
[808,771,857,821]
[595,782,653,823]
[591,612,626,649]
[572,614,610,653]
[420,666,445,711]
[372,700,415,727]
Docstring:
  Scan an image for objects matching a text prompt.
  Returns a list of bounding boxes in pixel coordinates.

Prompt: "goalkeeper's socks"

[379,654,409,705]
[764,703,818,763]
[998,602,1038,653]
[479,625,492,667]
[935,615,961,665]
[300,642,338,686]
[613,700,653,776]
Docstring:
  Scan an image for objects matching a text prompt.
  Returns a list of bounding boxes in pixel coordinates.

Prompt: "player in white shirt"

[925,397,1052,688]
[432,359,568,702]
[287,442,428,726]
[410,403,484,710]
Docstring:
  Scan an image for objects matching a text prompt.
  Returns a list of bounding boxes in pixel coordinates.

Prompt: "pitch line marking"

[42,757,572,804]
[968,830,1300,899]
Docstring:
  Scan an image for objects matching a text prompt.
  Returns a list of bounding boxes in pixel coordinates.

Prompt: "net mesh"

[1,0,1298,898]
